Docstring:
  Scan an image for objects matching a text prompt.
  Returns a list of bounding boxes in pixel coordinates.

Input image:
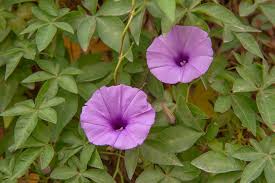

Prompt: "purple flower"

[80,85,155,150]
[146,26,213,84]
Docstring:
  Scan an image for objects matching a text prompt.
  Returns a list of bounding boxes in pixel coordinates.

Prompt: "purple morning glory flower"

[80,85,155,150]
[146,25,213,84]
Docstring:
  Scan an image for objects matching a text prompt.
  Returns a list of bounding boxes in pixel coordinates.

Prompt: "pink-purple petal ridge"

[80,84,155,150]
[146,25,213,84]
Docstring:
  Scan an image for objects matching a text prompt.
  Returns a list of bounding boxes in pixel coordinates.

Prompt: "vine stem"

[113,0,136,84]
[112,150,122,179]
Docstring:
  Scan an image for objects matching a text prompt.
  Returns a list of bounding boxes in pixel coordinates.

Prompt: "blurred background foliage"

[0,0,275,182]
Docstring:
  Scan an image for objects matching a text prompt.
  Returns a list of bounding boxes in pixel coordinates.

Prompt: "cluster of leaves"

[0,0,275,182]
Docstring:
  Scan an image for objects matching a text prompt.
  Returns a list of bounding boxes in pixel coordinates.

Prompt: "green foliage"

[0,0,275,182]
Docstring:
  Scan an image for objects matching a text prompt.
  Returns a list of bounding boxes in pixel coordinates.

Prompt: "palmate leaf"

[36,24,57,51]
[140,140,182,166]
[82,169,115,183]
[155,0,176,22]
[9,113,38,151]
[50,166,78,180]
[192,3,259,32]
[235,32,264,59]
[4,52,24,80]
[231,94,257,135]
[240,158,267,183]
[97,0,131,16]
[125,148,139,180]
[256,89,275,127]
[40,145,54,169]
[136,167,165,183]
[96,16,133,61]
[77,16,96,51]
[11,148,42,180]
[191,151,243,173]
[154,125,203,153]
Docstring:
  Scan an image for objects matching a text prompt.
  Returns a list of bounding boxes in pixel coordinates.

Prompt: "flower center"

[176,53,189,67]
[179,60,187,66]
[111,117,128,131]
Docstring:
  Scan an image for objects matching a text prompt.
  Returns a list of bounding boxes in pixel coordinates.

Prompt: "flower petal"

[188,56,213,74]
[150,66,183,84]
[147,51,177,69]
[82,123,118,146]
[180,63,202,83]
[126,123,152,145]
[113,130,138,150]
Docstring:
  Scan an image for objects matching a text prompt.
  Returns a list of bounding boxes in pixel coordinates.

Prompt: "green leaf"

[232,147,267,161]
[60,67,82,76]
[129,9,145,45]
[263,66,275,88]
[10,113,38,151]
[125,148,139,180]
[193,3,259,32]
[1,105,33,116]
[191,151,243,173]
[32,6,50,22]
[96,16,133,61]
[240,158,267,183]
[20,21,45,34]
[140,140,182,166]
[185,12,209,32]
[40,97,65,108]
[256,90,275,127]
[264,159,275,183]
[11,148,42,179]
[77,62,112,82]
[88,149,104,169]
[236,64,262,88]
[80,144,95,171]
[205,121,219,141]
[208,172,242,183]
[38,107,57,123]
[50,166,78,180]
[117,71,131,85]
[54,22,74,34]
[36,80,59,104]
[235,32,264,59]
[155,0,176,21]
[57,75,78,94]
[175,96,202,131]
[239,1,257,17]
[52,90,78,140]
[36,59,57,74]
[169,162,201,181]
[36,24,57,51]
[83,0,98,14]
[233,78,258,92]
[147,74,164,99]
[77,16,96,51]
[5,52,24,80]
[40,145,54,169]
[124,62,144,73]
[0,76,18,112]
[82,169,115,183]
[155,125,203,153]
[78,83,97,100]
[97,0,131,16]
[260,3,275,26]
[231,94,256,135]
[22,71,55,83]
[39,0,58,16]
[214,95,232,113]
[136,167,165,183]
